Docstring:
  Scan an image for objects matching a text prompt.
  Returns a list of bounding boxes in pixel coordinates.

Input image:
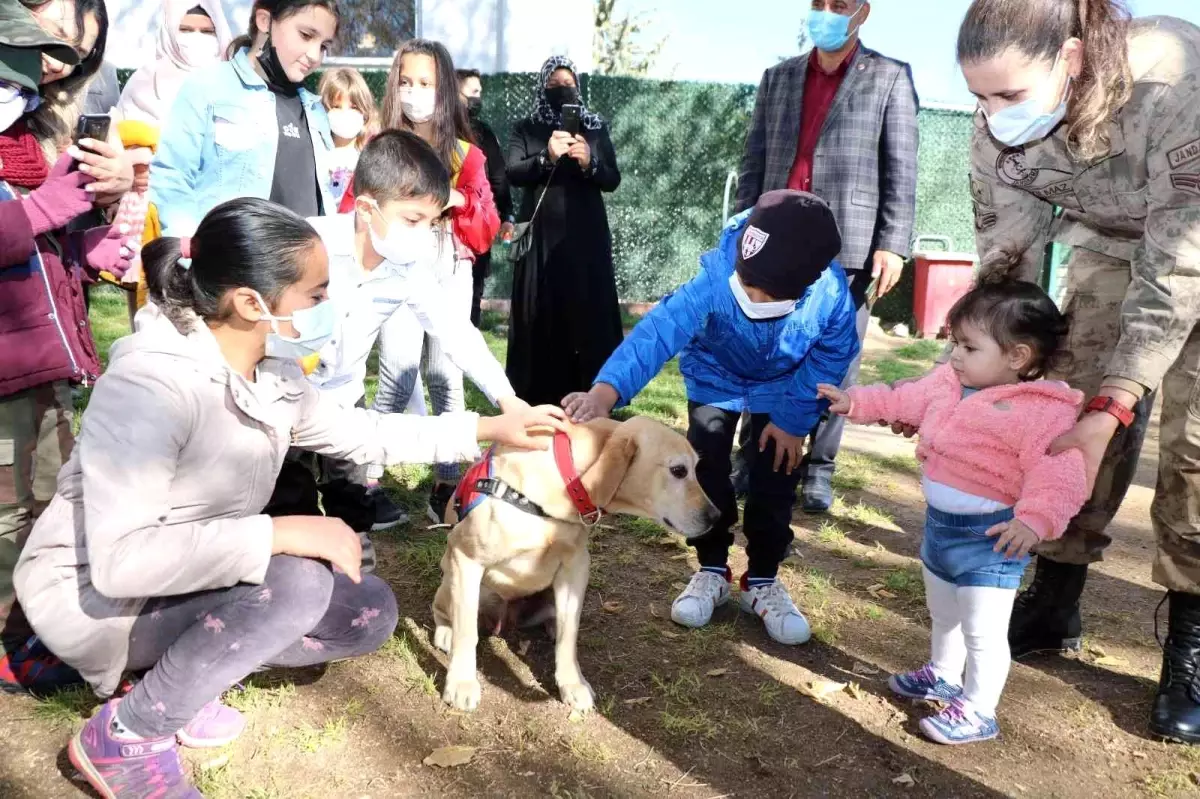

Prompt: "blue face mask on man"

[807,3,866,53]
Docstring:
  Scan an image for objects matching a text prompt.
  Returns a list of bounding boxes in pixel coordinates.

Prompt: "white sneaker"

[738,575,811,645]
[671,569,731,628]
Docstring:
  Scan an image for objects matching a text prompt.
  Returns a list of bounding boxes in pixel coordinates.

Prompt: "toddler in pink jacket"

[819,279,1088,746]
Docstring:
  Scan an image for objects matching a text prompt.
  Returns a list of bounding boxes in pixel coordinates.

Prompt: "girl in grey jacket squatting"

[14,198,567,799]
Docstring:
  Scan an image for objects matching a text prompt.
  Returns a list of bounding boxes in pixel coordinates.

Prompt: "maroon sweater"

[0,182,102,396]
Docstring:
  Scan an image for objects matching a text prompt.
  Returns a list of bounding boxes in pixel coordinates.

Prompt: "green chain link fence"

[120,68,978,321]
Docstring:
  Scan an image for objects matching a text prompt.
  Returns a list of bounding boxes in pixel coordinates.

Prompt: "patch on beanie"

[742,225,769,260]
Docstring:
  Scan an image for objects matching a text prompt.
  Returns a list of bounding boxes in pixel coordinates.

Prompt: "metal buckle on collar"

[579,508,604,527]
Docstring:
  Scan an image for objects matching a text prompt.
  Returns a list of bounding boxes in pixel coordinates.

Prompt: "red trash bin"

[911,236,978,339]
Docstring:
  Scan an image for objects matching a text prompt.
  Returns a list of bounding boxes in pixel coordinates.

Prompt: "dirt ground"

[1,326,1195,799]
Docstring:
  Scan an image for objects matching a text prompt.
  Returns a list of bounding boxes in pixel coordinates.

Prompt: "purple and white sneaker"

[888,663,964,702]
[176,697,246,749]
[68,697,201,798]
[919,696,1000,745]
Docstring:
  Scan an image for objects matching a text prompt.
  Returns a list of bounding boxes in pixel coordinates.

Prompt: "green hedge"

[118,68,976,321]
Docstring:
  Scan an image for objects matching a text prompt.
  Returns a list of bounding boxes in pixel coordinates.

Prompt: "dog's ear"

[580,427,638,508]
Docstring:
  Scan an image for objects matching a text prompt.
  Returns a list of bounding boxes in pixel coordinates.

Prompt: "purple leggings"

[121,555,397,738]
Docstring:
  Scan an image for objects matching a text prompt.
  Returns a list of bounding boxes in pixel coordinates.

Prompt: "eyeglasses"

[0,81,41,113]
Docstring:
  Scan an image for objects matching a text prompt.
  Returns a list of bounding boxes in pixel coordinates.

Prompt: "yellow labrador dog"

[432,416,719,713]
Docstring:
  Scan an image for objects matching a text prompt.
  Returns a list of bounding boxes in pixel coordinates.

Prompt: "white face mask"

[363,200,435,265]
[0,94,24,134]
[399,86,437,124]
[177,30,221,68]
[983,53,1071,147]
[252,291,338,360]
[327,108,365,140]
[728,273,797,320]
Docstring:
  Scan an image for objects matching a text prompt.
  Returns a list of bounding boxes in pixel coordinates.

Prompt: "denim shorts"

[920,506,1031,590]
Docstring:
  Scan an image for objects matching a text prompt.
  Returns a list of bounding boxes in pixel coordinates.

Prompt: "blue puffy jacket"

[595,211,860,436]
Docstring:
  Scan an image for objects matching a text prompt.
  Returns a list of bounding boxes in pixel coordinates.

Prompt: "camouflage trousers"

[0,382,75,614]
[1037,248,1200,593]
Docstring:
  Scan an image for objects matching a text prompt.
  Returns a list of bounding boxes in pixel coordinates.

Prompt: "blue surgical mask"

[983,55,1071,147]
[807,5,864,53]
[253,291,338,360]
[729,273,796,320]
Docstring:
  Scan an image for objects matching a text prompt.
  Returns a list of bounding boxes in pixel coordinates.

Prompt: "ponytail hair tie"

[178,237,193,269]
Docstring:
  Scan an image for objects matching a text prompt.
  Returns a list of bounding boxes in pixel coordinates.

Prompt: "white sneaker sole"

[176,727,244,748]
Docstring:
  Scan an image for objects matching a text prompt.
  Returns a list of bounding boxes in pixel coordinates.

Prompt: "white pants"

[924,567,1016,717]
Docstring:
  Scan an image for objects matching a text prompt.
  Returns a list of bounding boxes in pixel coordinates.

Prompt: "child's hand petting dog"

[816,383,852,415]
[562,384,619,423]
[986,518,1040,560]
[479,405,570,450]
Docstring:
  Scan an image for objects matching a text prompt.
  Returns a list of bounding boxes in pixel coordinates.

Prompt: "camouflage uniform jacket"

[970,15,1200,394]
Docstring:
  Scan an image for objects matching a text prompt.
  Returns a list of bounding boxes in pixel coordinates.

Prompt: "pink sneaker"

[68,697,200,798]
[176,697,246,749]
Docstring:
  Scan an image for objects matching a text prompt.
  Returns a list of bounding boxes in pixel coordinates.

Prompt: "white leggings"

[924,567,1017,717]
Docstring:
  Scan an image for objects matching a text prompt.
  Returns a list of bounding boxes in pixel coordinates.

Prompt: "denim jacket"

[149,49,335,236]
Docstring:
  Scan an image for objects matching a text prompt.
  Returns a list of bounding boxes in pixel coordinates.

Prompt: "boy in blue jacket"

[563,190,859,645]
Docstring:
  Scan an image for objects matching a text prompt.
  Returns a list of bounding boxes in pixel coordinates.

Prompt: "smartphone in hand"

[561,104,581,137]
[71,113,111,172]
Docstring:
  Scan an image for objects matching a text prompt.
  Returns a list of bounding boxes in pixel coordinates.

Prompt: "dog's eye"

[670,465,689,479]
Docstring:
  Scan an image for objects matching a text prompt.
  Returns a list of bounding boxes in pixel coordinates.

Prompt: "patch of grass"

[832,499,897,530]
[379,629,440,697]
[652,671,702,705]
[223,679,297,713]
[884,568,925,601]
[811,622,840,646]
[800,567,836,606]
[389,535,446,593]
[864,603,885,621]
[895,341,945,361]
[675,621,735,662]
[757,680,782,707]
[816,520,847,545]
[1140,769,1197,798]
[287,715,348,753]
[562,734,616,764]
[624,517,665,544]
[829,452,876,493]
[660,709,717,738]
[33,685,98,729]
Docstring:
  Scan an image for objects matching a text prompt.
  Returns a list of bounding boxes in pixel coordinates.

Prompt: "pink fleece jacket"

[846,365,1088,540]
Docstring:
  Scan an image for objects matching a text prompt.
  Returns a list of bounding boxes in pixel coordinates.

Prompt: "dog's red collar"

[553,431,603,526]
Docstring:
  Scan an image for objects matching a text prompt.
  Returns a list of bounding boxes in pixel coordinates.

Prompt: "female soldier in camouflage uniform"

[957,0,1200,742]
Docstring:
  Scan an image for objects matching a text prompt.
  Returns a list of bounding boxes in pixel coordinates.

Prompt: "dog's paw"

[558,679,595,713]
[442,678,482,712]
[433,625,452,654]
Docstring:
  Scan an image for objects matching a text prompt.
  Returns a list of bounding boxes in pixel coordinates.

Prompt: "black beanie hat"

[735,190,842,300]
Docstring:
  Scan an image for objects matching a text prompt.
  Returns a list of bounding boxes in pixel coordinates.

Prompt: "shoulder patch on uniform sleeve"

[970,177,993,207]
[1170,173,1200,195]
[1168,139,1200,170]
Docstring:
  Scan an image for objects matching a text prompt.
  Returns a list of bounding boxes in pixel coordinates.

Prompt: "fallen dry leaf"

[1094,655,1129,668]
[601,601,624,614]
[669,553,691,560]
[1131,751,1148,760]
[661,630,681,640]
[1087,643,1109,657]
[866,584,897,600]
[623,696,653,706]
[517,640,530,657]
[893,773,916,787]
[851,662,880,676]
[803,680,847,701]
[423,746,476,768]
[844,682,867,701]
[706,668,731,678]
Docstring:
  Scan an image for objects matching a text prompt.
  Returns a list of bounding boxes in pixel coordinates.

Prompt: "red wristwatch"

[1085,395,1135,428]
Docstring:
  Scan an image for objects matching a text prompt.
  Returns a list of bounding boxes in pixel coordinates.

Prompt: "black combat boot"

[1150,591,1200,743]
[1007,556,1088,658]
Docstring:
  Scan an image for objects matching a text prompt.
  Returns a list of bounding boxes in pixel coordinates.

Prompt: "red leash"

[552,431,602,526]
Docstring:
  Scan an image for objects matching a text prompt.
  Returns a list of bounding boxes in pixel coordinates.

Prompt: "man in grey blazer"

[732,0,919,511]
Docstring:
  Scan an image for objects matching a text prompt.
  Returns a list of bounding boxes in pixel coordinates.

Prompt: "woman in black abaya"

[505,56,622,407]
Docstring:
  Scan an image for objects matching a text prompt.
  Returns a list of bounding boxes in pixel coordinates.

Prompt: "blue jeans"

[921,506,1030,590]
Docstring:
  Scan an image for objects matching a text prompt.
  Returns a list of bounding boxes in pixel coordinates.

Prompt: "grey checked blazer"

[735,45,920,273]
